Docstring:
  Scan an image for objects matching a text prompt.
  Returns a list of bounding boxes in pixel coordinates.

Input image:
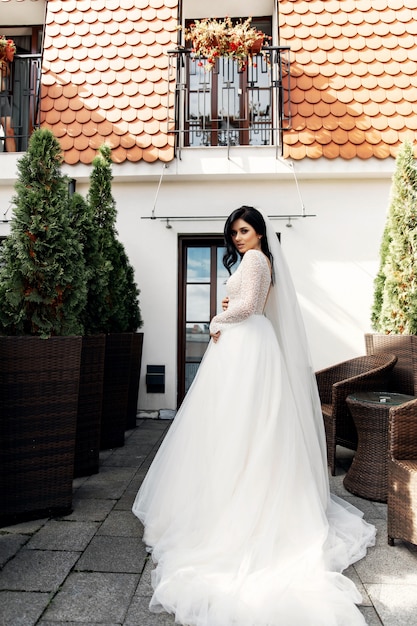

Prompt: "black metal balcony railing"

[167,47,291,157]
[0,54,42,154]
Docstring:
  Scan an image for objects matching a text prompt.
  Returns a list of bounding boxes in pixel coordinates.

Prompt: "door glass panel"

[181,241,241,397]
[188,70,212,147]
[186,322,210,359]
[187,247,210,282]
[247,62,272,146]
[216,247,240,313]
[185,249,211,393]
[186,284,210,321]
[217,247,229,313]
[217,59,240,147]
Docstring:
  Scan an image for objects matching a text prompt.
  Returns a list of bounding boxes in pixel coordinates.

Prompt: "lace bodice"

[210,249,271,335]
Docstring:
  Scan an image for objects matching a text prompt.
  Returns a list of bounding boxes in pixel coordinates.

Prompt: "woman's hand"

[210,298,228,343]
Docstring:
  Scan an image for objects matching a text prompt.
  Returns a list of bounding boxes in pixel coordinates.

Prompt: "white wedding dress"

[133,241,376,626]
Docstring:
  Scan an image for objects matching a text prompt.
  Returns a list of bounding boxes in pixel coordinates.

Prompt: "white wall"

[107,170,392,410]
[0,152,394,411]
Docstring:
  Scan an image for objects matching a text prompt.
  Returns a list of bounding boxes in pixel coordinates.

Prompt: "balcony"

[167,47,291,158]
[0,54,42,154]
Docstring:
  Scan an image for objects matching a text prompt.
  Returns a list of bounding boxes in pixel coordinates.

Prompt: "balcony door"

[177,236,233,405]
[185,17,273,147]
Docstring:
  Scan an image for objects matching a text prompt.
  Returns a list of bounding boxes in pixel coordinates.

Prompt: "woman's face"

[230,218,262,255]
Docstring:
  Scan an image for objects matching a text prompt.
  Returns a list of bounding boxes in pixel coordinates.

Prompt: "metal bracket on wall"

[145,157,316,227]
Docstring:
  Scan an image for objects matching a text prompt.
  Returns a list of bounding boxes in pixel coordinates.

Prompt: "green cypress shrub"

[87,144,142,333]
[371,140,417,334]
[0,128,87,337]
[69,191,110,334]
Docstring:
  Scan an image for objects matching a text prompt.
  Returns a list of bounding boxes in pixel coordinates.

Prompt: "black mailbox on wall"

[146,365,165,393]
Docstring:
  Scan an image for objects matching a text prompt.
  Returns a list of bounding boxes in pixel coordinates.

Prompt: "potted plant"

[0,128,87,524]
[118,243,143,430]
[184,17,268,71]
[366,140,417,393]
[0,35,16,64]
[87,144,143,449]
[68,192,106,477]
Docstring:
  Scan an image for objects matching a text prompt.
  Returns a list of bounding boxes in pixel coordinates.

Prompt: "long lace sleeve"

[210,250,271,336]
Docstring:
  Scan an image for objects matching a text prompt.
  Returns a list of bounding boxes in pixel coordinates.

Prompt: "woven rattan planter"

[0,335,82,526]
[100,332,132,450]
[74,334,105,478]
[126,332,144,430]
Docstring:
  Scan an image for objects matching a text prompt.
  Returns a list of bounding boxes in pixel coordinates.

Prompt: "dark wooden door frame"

[177,234,224,407]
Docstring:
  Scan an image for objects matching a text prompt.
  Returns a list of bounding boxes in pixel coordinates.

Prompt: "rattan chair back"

[365,333,417,396]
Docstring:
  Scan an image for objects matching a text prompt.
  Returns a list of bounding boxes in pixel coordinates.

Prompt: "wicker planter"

[0,336,82,526]
[126,332,144,430]
[100,332,132,450]
[74,334,105,478]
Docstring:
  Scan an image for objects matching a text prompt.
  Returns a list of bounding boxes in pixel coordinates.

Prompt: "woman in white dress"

[132,206,376,626]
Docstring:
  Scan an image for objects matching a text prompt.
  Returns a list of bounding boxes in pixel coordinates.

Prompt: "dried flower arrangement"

[0,36,16,66]
[184,17,268,71]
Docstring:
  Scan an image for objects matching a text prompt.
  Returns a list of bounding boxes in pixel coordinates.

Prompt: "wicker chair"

[316,353,398,475]
[364,333,417,396]
[387,398,417,546]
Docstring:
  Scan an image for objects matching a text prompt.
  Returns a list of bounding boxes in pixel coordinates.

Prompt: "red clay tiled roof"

[41,0,177,164]
[39,0,417,163]
[280,0,417,159]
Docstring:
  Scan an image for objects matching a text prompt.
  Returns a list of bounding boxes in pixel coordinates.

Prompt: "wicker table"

[343,391,416,502]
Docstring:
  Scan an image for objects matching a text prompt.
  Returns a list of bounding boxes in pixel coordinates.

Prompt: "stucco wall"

[108,173,391,410]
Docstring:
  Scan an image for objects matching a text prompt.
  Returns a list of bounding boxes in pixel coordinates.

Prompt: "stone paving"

[1,419,417,626]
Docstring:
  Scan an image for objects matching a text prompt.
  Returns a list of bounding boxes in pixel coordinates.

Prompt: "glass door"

[177,236,232,405]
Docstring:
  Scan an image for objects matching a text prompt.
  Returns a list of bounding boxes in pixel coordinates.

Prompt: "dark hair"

[223,206,273,277]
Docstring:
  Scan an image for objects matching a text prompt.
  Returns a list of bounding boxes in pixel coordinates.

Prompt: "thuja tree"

[69,192,110,334]
[87,144,142,333]
[0,128,87,337]
[371,140,417,334]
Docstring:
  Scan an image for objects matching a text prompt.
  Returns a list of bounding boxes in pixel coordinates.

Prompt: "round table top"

[347,391,416,406]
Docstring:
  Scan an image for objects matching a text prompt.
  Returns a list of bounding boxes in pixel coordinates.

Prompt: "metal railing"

[167,47,291,158]
[0,54,42,153]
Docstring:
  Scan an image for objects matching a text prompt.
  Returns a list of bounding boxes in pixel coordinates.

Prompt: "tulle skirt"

[132,314,376,626]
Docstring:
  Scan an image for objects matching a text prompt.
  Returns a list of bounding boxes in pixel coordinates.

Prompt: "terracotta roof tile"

[316,128,332,144]
[322,143,339,158]
[379,101,397,116]
[281,0,417,159]
[340,143,357,159]
[339,115,356,131]
[405,115,417,130]
[126,145,143,161]
[82,122,99,137]
[76,108,92,124]
[61,109,77,124]
[41,0,176,164]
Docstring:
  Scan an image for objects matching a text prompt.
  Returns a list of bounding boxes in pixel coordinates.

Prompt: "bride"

[132,206,376,626]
